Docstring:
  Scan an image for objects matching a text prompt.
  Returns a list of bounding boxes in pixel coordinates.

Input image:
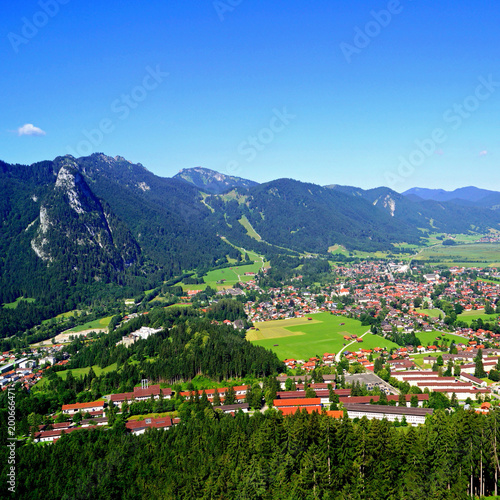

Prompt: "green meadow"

[180,239,268,293]
[183,261,265,292]
[414,242,500,267]
[238,215,262,241]
[67,316,113,332]
[423,233,482,246]
[414,330,466,346]
[34,363,118,389]
[2,297,36,309]
[248,312,399,360]
[416,308,443,318]
[457,310,499,325]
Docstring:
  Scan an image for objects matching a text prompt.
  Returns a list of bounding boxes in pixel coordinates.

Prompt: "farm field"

[457,310,499,325]
[328,244,413,261]
[248,312,399,361]
[423,233,483,246]
[413,243,500,267]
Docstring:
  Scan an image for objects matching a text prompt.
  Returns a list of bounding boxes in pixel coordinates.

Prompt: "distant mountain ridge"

[2,154,500,327]
[174,166,258,194]
[402,186,499,204]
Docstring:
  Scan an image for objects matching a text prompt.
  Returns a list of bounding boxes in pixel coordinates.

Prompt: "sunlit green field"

[414,331,466,345]
[67,316,113,332]
[414,243,500,267]
[249,312,398,360]
[416,308,443,318]
[457,310,499,325]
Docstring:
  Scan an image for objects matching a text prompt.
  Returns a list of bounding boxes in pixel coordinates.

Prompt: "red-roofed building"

[278,406,322,416]
[62,401,105,415]
[109,385,172,407]
[273,398,321,408]
[125,416,174,434]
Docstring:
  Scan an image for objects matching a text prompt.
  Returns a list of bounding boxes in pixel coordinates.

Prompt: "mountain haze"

[402,186,498,204]
[327,184,500,234]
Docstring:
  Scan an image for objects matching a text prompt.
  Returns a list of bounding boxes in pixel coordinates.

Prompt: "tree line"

[4,407,500,499]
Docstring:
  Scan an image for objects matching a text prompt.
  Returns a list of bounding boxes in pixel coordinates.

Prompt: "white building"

[344,403,433,426]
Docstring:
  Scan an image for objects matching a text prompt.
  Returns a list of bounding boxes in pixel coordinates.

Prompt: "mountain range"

[2,153,500,319]
[402,186,500,208]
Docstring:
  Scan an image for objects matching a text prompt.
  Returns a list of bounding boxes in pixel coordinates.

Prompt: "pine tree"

[224,386,236,406]
[212,388,221,407]
[475,357,487,378]
[379,391,388,405]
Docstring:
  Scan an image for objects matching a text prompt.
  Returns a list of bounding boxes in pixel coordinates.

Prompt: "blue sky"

[1,0,499,191]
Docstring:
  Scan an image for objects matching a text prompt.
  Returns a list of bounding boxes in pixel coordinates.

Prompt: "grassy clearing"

[180,240,267,292]
[249,313,398,360]
[238,215,262,241]
[41,310,81,325]
[34,363,118,389]
[416,308,443,318]
[410,351,447,368]
[67,316,113,333]
[354,333,399,351]
[220,237,269,267]
[414,331,466,345]
[200,262,262,289]
[3,297,36,309]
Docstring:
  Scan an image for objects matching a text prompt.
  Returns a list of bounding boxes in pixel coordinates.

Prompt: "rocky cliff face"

[30,157,140,274]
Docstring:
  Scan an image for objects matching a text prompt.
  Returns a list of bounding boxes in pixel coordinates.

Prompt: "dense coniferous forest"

[3,408,500,499]
[61,307,284,384]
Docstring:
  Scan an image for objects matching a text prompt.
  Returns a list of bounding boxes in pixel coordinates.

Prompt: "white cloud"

[479,150,488,156]
[17,123,46,136]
